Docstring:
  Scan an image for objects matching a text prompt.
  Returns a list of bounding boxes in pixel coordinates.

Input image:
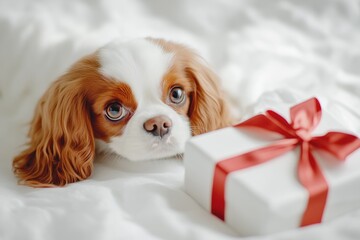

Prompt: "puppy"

[13,38,233,187]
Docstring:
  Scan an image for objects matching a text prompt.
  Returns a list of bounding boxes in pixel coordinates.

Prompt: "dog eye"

[169,87,185,104]
[105,102,127,121]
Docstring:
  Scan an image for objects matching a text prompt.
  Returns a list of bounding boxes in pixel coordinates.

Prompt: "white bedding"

[1,0,360,239]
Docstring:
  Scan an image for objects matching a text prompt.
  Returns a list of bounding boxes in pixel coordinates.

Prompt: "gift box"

[184,98,360,236]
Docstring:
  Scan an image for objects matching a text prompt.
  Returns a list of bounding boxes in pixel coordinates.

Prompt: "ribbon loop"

[238,113,294,138]
[290,98,322,133]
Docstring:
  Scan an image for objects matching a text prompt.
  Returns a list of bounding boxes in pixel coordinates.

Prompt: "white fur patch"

[99,39,173,103]
[98,39,191,161]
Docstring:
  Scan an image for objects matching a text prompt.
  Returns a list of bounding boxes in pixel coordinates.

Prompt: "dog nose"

[143,115,172,137]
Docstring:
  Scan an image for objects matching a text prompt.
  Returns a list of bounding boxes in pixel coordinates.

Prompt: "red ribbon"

[211,98,360,226]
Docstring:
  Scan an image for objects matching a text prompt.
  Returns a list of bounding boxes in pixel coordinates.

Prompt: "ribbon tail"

[211,139,297,221]
[298,142,328,226]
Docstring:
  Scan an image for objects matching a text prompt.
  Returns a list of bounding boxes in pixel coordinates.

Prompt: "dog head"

[13,38,232,187]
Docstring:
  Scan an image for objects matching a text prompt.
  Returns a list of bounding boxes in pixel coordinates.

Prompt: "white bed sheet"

[1,0,360,239]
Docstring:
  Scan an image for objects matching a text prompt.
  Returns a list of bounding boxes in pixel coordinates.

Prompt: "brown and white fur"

[13,38,233,187]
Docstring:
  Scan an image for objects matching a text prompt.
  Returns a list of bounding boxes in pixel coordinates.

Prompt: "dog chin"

[95,137,186,161]
[118,139,186,161]
[125,150,183,161]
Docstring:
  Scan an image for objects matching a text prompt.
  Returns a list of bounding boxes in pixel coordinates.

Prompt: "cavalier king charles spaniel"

[13,38,233,187]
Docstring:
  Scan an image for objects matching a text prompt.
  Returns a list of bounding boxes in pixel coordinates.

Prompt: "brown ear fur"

[186,55,233,135]
[13,55,98,187]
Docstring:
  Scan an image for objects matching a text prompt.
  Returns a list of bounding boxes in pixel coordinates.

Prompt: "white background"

[0,0,360,239]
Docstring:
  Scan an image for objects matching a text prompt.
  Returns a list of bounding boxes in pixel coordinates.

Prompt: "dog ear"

[13,58,97,187]
[186,55,233,135]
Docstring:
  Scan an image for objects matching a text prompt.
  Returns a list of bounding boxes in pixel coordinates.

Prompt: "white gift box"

[184,100,360,236]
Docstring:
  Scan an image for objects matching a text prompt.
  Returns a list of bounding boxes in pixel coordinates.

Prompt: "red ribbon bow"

[211,98,360,226]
